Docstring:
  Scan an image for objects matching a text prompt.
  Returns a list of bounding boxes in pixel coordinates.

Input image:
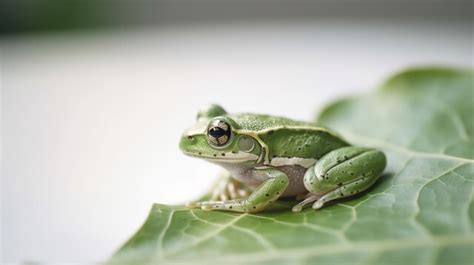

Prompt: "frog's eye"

[207,120,232,147]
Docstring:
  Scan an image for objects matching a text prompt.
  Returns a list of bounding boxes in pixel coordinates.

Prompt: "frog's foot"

[188,199,247,211]
[292,194,320,212]
[312,175,376,209]
[186,183,250,209]
[185,200,224,209]
[188,198,266,213]
[185,201,200,208]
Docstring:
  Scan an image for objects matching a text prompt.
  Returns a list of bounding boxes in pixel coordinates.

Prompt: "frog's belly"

[223,164,308,197]
[275,165,308,197]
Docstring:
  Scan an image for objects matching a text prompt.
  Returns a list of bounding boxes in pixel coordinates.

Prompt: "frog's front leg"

[190,169,289,213]
[293,146,386,212]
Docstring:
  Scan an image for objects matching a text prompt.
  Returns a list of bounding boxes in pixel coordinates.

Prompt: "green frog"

[179,104,386,213]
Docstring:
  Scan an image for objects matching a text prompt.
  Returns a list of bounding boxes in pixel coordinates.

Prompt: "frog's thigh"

[303,146,386,209]
[195,169,289,213]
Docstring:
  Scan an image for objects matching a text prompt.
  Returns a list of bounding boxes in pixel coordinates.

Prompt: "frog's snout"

[179,133,197,152]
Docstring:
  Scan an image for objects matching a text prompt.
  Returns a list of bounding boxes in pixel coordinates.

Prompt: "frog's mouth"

[182,150,259,163]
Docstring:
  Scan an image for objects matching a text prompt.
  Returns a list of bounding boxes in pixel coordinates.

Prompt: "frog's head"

[179,104,262,166]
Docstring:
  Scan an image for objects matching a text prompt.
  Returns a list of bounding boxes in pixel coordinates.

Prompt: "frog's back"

[229,113,313,131]
[229,113,349,161]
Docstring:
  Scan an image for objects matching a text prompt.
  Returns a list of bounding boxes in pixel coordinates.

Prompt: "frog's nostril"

[187,135,194,140]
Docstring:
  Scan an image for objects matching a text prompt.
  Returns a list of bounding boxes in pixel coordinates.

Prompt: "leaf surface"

[109,67,474,265]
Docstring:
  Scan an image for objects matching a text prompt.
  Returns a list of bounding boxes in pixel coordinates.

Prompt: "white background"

[2,20,472,263]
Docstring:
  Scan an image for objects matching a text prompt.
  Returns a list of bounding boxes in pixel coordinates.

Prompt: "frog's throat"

[183,150,259,163]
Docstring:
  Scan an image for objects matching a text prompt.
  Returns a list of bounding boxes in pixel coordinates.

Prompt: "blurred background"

[1,0,472,263]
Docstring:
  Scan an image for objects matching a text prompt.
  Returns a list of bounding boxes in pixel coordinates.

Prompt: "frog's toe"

[312,200,324,209]
[292,204,303,212]
[291,194,319,213]
[185,201,199,208]
[201,205,214,211]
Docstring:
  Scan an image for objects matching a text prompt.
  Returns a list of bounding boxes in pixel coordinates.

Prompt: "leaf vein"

[413,163,467,236]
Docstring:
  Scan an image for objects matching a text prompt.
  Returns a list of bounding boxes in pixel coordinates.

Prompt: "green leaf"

[109,67,474,265]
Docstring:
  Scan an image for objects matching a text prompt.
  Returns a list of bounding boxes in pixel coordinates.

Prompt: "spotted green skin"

[179,104,386,213]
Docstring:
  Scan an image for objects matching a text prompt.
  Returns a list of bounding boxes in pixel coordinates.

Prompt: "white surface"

[1,20,472,263]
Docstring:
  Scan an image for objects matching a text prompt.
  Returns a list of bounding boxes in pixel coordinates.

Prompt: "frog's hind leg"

[312,175,377,209]
[300,146,386,211]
